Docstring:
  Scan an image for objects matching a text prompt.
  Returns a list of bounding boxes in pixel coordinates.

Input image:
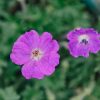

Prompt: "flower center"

[31,49,43,61]
[78,35,89,45]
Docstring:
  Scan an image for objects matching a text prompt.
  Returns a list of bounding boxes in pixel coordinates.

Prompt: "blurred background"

[0,0,100,100]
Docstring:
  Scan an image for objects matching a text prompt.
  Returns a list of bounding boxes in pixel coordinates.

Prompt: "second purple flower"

[67,28,100,58]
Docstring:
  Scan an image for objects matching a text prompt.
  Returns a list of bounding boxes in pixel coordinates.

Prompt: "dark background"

[0,0,100,100]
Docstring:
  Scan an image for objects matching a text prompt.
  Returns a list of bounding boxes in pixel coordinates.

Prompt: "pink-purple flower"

[67,28,100,58]
[10,30,60,79]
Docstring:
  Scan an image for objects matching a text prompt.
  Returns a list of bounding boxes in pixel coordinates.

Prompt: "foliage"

[0,0,100,100]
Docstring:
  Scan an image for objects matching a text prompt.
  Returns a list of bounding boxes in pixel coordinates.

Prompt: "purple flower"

[10,30,60,79]
[67,28,100,58]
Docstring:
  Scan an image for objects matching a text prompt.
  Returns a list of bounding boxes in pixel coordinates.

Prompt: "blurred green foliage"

[0,0,100,100]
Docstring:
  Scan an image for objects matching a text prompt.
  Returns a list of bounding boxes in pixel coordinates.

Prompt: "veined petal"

[10,42,30,65]
[37,56,56,76]
[89,39,100,53]
[17,30,40,49]
[39,32,59,53]
[68,41,89,58]
[67,31,78,41]
[22,61,44,79]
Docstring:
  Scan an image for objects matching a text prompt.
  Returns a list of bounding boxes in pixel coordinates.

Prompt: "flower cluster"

[67,28,100,57]
[10,28,100,79]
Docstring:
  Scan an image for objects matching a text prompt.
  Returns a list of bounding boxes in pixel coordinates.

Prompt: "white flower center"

[78,34,89,44]
[75,27,81,30]
[31,48,43,61]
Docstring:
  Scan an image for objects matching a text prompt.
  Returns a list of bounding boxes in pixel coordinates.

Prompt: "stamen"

[78,35,89,45]
[81,39,88,44]
[31,49,43,61]
[32,50,39,57]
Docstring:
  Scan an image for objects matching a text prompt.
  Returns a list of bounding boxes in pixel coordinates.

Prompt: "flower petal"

[49,53,60,66]
[67,31,78,41]
[10,42,30,65]
[17,30,40,49]
[68,41,89,57]
[39,32,59,53]
[89,39,100,53]
[22,61,44,79]
[12,42,30,54]
[39,32,52,50]
[77,44,89,57]
[85,28,98,35]
[38,57,55,76]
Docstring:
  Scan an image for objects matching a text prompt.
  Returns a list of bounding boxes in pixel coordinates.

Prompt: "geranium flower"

[10,30,60,79]
[67,28,100,57]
